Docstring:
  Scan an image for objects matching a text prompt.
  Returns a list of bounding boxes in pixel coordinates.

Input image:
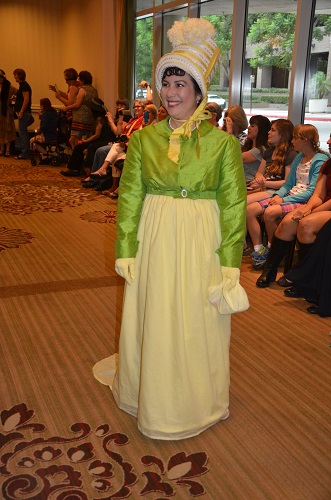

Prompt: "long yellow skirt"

[94,194,231,440]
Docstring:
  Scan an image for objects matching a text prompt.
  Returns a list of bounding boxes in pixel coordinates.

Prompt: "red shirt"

[123,115,144,137]
[321,158,331,202]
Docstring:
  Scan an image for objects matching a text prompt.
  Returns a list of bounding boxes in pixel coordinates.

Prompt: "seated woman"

[222,105,248,145]
[82,99,145,189]
[251,124,328,267]
[157,104,169,122]
[142,103,158,127]
[255,141,331,288]
[30,98,58,162]
[60,98,115,177]
[205,102,223,128]
[284,217,331,317]
[241,115,271,183]
[82,98,132,183]
[246,119,297,266]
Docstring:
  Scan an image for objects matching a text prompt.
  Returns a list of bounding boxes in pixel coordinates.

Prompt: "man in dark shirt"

[13,68,32,159]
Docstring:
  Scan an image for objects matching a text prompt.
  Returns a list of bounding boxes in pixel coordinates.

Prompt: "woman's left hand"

[115,258,135,285]
[268,195,283,205]
[208,266,249,314]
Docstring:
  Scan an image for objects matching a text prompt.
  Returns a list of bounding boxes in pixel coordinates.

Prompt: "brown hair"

[40,98,54,111]
[222,105,248,135]
[78,71,93,85]
[64,68,78,81]
[145,103,157,120]
[13,68,26,81]
[268,119,294,176]
[293,123,329,156]
[242,115,271,154]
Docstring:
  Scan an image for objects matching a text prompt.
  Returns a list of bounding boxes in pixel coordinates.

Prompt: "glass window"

[200,0,234,112]
[162,7,188,54]
[243,1,298,124]
[135,16,153,98]
[136,0,154,11]
[305,0,331,151]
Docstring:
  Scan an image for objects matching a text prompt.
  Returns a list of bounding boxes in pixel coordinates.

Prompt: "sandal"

[102,190,118,199]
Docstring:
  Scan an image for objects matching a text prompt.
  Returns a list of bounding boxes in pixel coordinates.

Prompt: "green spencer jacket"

[115,119,247,268]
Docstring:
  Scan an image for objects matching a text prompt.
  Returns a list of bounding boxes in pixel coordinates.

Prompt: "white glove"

[209,266,249,314]
[115,258,135,285]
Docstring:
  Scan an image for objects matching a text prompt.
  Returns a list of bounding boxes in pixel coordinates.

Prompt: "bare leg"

[263,205,284,243]
[274,209,301,241]
[247,191,271,206]
[246,202,265,246]
[91,160,111,176]
[297,212,331,243]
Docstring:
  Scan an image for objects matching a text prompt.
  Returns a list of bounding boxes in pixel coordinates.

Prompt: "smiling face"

[160,73,201,124]
[133,101,144,118]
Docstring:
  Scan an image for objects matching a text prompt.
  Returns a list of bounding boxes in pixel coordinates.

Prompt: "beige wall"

[0,0,121,116]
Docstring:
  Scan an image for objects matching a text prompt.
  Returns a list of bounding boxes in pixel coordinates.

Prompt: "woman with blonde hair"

[249,123,328,268]
[222,105,248,145]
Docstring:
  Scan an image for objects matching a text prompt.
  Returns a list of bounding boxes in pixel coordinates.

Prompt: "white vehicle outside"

[207,93,226,108]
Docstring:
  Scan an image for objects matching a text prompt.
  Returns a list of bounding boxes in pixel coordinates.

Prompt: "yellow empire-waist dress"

[93,119,247,440]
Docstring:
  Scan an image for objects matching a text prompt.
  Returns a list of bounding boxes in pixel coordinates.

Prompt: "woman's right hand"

[49,84,56,92]
[224,116,234,134]
[292,207,312,220]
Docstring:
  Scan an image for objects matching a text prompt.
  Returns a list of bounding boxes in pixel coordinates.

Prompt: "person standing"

[0,69,16,157]
[93,18,248,440]
[62,70,98,150]
[13,68,32,159]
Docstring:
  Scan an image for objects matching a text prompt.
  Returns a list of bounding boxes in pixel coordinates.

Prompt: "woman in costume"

[93,18,249,440]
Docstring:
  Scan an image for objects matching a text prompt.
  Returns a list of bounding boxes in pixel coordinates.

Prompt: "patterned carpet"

[1,403,209,498]
[1,157,331,499]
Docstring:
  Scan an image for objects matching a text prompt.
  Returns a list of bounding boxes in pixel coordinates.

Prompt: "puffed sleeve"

[115,131,147,258]
[216,134,247,268]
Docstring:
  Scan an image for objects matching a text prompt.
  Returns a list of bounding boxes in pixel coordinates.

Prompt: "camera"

[144,110,149,123]
[119,109,131,116]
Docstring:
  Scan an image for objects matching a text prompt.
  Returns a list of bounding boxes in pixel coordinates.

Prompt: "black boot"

[256,236,292,288]
[297,241,313,262]
[279,241,314,287]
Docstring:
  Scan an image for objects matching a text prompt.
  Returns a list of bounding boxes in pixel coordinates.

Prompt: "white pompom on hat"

[155,18,221,98]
